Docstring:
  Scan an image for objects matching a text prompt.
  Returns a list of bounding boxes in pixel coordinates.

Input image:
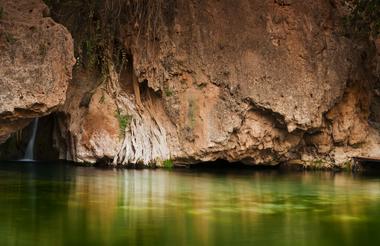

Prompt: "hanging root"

[45,0,172,166]
[113,95,170,166]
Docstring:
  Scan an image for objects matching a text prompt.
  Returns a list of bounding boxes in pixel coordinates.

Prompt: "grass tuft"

[115,111,132,138]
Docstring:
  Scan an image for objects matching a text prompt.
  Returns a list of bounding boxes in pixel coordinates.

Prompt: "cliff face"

[1,0,379,168]
[0,0,75,143]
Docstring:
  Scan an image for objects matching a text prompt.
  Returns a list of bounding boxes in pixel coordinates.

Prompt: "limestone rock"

[55,0,373,167]
[326,84,370,146]
[0,0,75,142]
[1,0,379,169]
[134,0,354,131]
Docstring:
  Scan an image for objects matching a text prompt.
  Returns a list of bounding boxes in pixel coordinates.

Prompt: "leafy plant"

[115,111,132,138]
[163,159,173,169]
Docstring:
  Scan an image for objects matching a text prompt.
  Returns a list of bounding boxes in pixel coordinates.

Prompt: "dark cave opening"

[0,114,59,161]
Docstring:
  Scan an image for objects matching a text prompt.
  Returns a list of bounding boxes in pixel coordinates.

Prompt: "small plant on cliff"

[164,87,173,97]
[163,159,173,169]
[346,0,380,39]
[115,111,132,138]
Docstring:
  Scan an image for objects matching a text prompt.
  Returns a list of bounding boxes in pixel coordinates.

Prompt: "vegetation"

[115,111,132,138]
[347,0,380,39]
[164,87,173,97]
[0,6,3,20]
[163,159,173,168]
[44,0,168,75]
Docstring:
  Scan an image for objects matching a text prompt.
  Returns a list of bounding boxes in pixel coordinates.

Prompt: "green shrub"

[163,159,173,169]
[115,111,132,138]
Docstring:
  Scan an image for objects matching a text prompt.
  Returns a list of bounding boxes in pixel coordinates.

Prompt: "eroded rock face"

[135,0,354,131]
[1,0,379,168]
[0,0,75,143]
[52,0,379,168]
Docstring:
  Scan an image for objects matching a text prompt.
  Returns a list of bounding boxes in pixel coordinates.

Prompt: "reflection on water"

[1,162,380,245]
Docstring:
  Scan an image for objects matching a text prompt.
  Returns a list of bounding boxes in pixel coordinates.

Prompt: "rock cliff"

[1,0,379,169]
[0,0,75,143]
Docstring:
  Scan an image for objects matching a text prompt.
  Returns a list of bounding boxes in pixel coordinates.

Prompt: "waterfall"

[23,118,39,161]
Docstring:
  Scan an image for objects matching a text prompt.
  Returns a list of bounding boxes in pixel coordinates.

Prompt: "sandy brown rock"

[2,0,378,168]
[51,0,378,168]
[134,0,355,131]
[123,0,373,166]
[0,0,75,142]
[326,84,370,146]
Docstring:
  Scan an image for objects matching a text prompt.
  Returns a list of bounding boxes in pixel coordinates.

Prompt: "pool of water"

[0,162,380,245]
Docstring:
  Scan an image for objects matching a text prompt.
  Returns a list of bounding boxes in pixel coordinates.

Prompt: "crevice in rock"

[244,98,296,131]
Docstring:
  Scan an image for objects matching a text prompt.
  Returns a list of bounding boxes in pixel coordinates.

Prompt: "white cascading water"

[22,118,39,161]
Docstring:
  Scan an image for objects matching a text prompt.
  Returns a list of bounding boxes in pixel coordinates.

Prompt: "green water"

[1,162,380,245]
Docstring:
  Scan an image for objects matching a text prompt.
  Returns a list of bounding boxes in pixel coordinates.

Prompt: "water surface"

[0,162,380,245]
